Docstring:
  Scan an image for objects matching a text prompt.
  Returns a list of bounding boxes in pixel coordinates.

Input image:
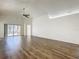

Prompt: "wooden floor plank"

[0,36,79,59]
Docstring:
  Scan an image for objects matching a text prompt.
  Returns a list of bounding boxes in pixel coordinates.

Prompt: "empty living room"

[0,0,79,59]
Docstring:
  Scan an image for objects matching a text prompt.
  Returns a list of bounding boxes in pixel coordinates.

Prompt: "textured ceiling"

[0,0,79,19]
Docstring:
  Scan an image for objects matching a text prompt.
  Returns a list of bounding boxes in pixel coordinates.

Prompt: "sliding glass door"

[8,25,13,36]
[8,24,21,36]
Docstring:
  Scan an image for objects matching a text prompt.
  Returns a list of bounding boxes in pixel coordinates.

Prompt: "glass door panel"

[14,25,21,35]
[14,25,18,35]
[17,25,21,35]
[7,24,21,36]
[8,25,14,36]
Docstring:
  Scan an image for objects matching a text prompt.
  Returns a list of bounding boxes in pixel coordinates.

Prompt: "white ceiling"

[0,0,79,19]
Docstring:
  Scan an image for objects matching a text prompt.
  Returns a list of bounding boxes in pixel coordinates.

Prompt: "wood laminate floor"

[0,36,79,59]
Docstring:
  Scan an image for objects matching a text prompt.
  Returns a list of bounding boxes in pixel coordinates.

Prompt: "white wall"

[0,13,25,38]
[0,12,32,38]
[32,13,79,44]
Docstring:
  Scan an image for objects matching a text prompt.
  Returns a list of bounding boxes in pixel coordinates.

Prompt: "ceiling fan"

[23,14,30,18]
[22,8,30,18]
